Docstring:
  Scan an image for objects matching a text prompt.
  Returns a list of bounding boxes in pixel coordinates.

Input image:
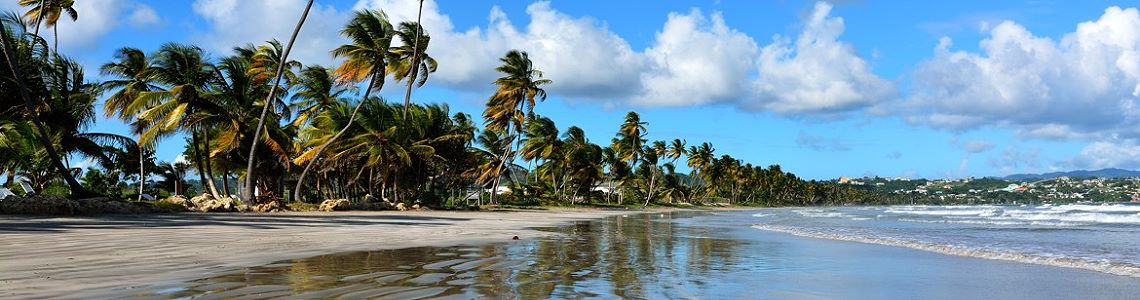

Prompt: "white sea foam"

[751,224,1140,278]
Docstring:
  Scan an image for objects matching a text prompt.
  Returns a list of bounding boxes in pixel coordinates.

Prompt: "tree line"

[1,1,912,208]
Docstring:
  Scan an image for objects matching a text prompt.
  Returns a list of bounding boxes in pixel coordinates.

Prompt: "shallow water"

[126,210,1140,299]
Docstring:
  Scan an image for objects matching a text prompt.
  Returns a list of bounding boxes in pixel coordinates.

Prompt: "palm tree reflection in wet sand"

[137,212,741,299]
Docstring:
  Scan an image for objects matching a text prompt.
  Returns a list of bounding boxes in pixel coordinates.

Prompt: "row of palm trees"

[1,2,905,207]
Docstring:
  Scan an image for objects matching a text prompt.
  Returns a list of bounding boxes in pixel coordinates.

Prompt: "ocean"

[751,204,1140,278]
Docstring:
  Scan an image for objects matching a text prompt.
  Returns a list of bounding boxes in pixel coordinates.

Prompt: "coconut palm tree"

[392,1,436,119]
[686,142,715,200]
[137,43,225,198]
[293,9,396,203]
[18,0,77,52]
[243,0,312,201]
[100,47,162,201]
[0,13,88,196]
[643,140,667,206]
[612,111,645,205]
[289,66,353,127]
[482,50,550,205]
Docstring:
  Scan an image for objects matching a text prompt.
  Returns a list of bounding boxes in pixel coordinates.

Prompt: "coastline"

[0,208,690,299]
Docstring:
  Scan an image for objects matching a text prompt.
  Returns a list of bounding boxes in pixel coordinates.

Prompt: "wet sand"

[0,208,667,299]
[111,210,1140,299]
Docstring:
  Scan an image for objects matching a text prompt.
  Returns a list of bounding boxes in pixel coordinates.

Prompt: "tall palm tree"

[0,13,88,196]
[643,140,667,206]
[613,111,645,205]
[138,43,224,198]
[393,0,434,118]
[482,50,550,205]
[667,139,687,164]
[687,142,715,200]
[243,0,312,202]
[18,0,77,52]
[100,47,161,201]
[293,9,395,203]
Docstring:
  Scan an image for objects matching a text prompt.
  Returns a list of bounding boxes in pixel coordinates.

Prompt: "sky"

[5,0,1140,180]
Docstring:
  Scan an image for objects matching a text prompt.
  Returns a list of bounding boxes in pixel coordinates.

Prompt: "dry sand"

[0,208,669,299]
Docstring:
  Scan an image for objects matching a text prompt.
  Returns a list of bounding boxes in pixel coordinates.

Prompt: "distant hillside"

[1001,168,1140,181]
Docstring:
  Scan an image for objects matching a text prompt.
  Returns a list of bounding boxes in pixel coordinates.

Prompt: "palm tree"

[482,50,550,205]
[289,66,353,127]
[0,13,88,196]
[643,140,667,206]
[243,0,312,202]
[137,43,225,198]
[100,47,161,201]
[18,0,77,52]
[393,0,435,118]
[667,139,686,164]
[613,111,645,205]
[686,142,715,201]
[293,9,396,203]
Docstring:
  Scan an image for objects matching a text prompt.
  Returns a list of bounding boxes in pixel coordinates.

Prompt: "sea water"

[751,204,1140,277]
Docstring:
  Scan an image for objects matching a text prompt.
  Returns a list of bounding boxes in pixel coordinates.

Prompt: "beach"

[4,208,1139,299]
[0,208,661,299]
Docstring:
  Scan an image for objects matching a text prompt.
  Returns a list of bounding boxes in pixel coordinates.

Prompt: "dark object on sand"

[512,236,519,240]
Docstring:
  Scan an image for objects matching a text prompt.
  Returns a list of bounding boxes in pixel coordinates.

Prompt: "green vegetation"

[1,3,944,213]
[839,176,1140,204]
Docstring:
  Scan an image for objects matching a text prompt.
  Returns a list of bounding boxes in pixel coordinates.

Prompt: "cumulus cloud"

[748,2,895,115]
[192,0,345,66]
[633,10,757,106]
[904,6,1140,140]
[189,1,889,116]
[795,131,851,151]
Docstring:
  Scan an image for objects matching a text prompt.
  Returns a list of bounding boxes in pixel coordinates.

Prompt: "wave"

[751,224,1140,278]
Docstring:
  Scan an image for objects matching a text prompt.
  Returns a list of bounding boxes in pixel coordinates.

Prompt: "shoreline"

[0,208,698,299]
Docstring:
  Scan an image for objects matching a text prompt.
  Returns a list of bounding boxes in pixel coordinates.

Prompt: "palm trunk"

[190,132,209,195]
[53,26,58,53]
[138,140,145,201]
[293,75,379,203]
[244,0,313,201]
[201,129,222,198]
[644,168,657,207]
[0,24,89,197]
[402,0,425,119]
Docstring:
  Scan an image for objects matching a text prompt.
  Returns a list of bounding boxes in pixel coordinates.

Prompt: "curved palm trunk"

[0,23,89,197]
[293,76,379,203]
[644,167,656,207]
[401,0,425,119]
[244,0,313,202]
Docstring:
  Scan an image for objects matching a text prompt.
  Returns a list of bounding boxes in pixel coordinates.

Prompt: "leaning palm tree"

[18,0,77,51]
[0,12,88,196]
[613,111,645,205]
[482,50,550,205]
[100,47,161,201]
[243,0,312,201]
[393,0,434,118]
[293,9,396,203]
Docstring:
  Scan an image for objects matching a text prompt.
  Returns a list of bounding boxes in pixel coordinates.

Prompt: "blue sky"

[6,0,1140,180]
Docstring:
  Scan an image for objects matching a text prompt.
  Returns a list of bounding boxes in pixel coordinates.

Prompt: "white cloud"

[958,139,996,153]
[633,9,757,106]
[904,6,1140,140]
[747,2,895,115]
[190,1,889,116]
[47,0,159,51]
[1068,139,1140,169]
[126,4,160,28]
[192,0,345,66]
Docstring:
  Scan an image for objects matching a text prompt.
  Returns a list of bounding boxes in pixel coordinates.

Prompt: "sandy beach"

[0,208,666,299]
